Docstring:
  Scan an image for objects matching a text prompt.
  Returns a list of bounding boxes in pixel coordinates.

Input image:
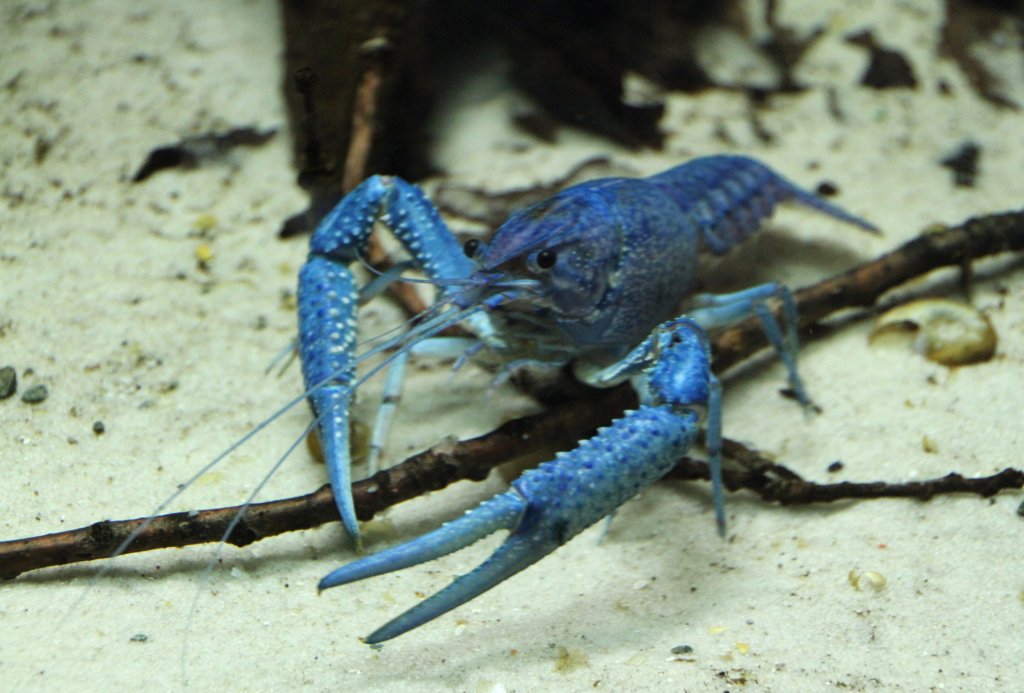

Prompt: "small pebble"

[849,569,887,592]
[816,181,839,196]
[195,242,214,267]
[0,366,16,399]
[129,633,149,643]
[92,420,106,435]
[870,298,997,366]
[827,461,844,473]
[671,644,693,655]
[922,435,939,454]
[940,141,980,188]
[21,384,48,404]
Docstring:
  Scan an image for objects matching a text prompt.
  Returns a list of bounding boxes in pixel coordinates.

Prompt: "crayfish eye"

[463,238,481,259]
[535,249,558,270]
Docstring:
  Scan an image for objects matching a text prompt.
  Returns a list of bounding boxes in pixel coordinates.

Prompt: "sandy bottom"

[3,1,1023,691]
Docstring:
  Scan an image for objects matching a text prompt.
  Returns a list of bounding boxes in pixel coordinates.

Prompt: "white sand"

[3,1,1023,690]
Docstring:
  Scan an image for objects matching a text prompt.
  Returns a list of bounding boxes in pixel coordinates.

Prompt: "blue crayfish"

[298,155,877,644]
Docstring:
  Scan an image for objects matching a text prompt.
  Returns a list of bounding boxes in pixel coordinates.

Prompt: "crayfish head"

[465,192,623,324]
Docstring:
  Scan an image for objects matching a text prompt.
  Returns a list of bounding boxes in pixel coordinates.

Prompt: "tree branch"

[3,208,1023,579]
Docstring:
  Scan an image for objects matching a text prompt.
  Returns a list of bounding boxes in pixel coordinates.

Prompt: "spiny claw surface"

[322,398,700,643]
[317,319,712,642]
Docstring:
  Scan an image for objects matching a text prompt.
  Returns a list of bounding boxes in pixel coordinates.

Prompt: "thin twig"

[3,209,1023,578]
[666,437,1024,504]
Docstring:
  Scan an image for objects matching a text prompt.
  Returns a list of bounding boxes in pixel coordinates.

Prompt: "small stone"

[816,181,839,196]
[670,644,693,655]
[849,569,887,592]
[0,366,16,399]
[21,384,48,404]
[922,436,939,454]
[92,421,106,435]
